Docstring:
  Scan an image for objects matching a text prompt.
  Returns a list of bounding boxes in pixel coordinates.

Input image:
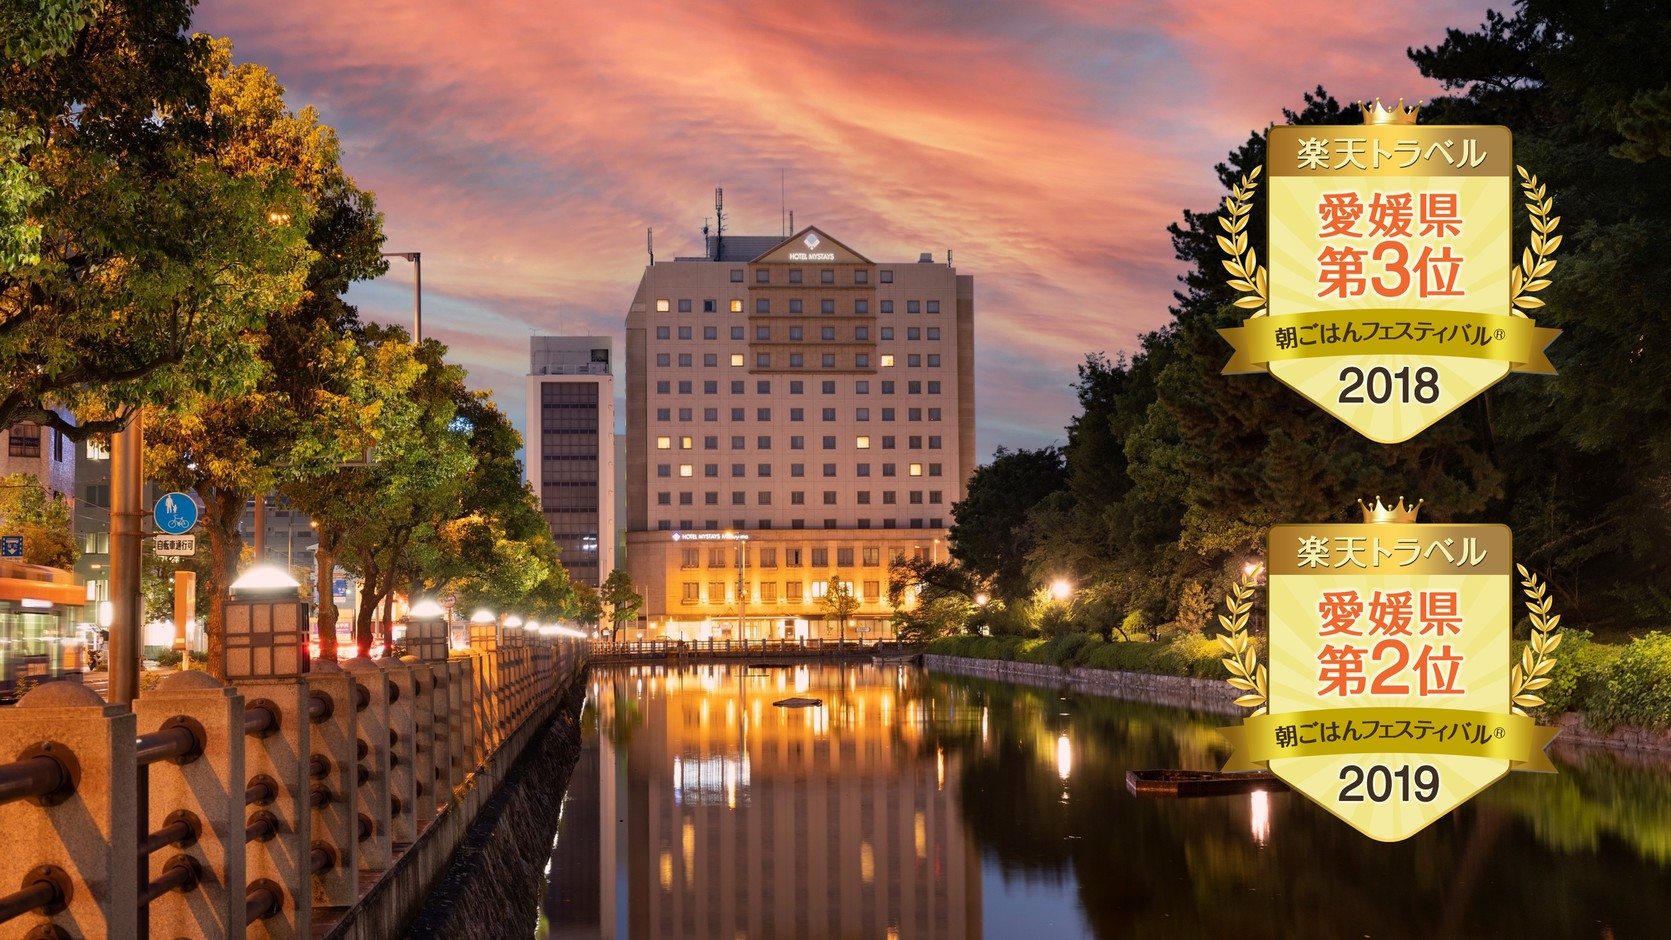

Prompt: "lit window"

[680,436,693,449]
[730,354,744,367]
[679,464,694,477]
[856,436,871,449]
[880,355,895,367]
[730,300,743,312]
[656,299,670,312]
[657,436,672,449]
[909,463,923,476]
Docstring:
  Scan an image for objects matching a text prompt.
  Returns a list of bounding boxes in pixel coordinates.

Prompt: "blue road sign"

[153,492,199,535]
[0,535,21,558]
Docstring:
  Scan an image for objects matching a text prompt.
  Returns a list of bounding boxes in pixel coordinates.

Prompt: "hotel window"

[656,299,670,311]
[757,462,771,475]
[880,300,894,313]
[703,353,717,367]
[756,353,771,367]
[907,300,920,313]
[857,491,871,504]
[929,435,942,448]
[656,353,670,366]
[820,269,835,284]
[791,463,805,476]
[731,463,745,477]
[710,582,728,602]
[704,435,718,448]
[683,582,700,602]
[908,327,920,340]
[732,326,745,339]
[732,492,745,505]
[909,381,922,394]
[657,408,670,420]
[704,492,718,505]
[704,299,717,312]
[929,491,943,503]
[880,270,893,283]
[821,408,836,421]
[656,436,671,449]
[856,436,870,449]
[708,548,727,567]
[702,326,715,339]
[730,269,744,282]
[928,354,941,367]
[882,436,896,449]
[756,268,770,283]
[756,299,770,314]
[681,548,700,569]
[927,300,940,313]
[758,381,771,393]
[812,548,829,566]
[855,326,869,340]
[679,492,693,505]
[882,463,896,477]
[759,548,777,567]
[855,353,870,367]
[855,299,868,314]
[705,464,718,477]
[789,269,803,284]
[658,492,671,505]
[756,326,770,340]
[821,299,835,314]
[760,582,777,602]
[790,381,804,393]
[657,381,670,393]
[909,463,923,476]
[880,355,895,367]
[679,299,692,312]
[790,300,803,314]
[929,463,943,476]
[821,326,836,341]
[928,408,942,421]
[656,326,669,339]
[785,548,803,566]
[821,354,836,367]
[790,354,804,367]
[908,354,921,367]
[790,408,804,422]
[679,326,693,340]
[822,436,836,449]
[837,548,854,566]
[679,464,694,477]
[657,464,671,477]
[854,270,868,284]
[857,463,871,477]
[704,381,717,393]
[910,491,923,504]
[679,353,692,366]
[730,435,745,448]
[791,491,805,504]
[679,381,692,393]
[731,354,745,367]
[811,579,828,599]
[908,408,922,421]
[856,408,870,421]
[883,491,896,504]
[787,582,803,601]
[758,408,771,421]
[864,580,880,599]
[928,381,941,394]
[927,328,941,340]
[730,300,743,312]
[855,381,869,394]
[822,463,837,477]
[789,326,803,340]
[862,547,880,566]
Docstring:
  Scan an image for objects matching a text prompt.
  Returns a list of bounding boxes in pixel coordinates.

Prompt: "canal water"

[533,662,1671,939]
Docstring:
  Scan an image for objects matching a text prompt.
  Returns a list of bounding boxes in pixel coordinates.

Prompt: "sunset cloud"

[196,0,1494,457]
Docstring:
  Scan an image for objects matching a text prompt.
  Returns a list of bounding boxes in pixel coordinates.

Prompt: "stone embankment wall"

[404,679,588,940]
[925,654,1671,754]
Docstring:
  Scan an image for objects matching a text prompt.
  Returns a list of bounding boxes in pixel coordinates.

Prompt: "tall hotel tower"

[624,227,974,640]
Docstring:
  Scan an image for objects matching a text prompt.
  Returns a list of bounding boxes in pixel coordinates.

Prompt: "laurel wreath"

[1511,564,1563,716]
[1217,567,1268,715]
[1510,166,1561,317]
[1217,168,1269,317]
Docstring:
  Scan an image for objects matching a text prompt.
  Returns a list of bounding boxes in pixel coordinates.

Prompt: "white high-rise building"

[624,227,974,640]
[527,336,616,588]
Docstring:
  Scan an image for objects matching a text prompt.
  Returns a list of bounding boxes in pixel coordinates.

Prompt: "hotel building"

[624,228,974,639]
[527,336,616,588]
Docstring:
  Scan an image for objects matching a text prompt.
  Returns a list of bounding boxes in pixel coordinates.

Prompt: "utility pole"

[108,412,144,706]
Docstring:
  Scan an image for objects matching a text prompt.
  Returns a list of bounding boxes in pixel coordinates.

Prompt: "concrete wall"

[923,654,1244,716]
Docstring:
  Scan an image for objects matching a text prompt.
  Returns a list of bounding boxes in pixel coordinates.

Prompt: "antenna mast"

[714,187,725,261]
[647,227,654,266]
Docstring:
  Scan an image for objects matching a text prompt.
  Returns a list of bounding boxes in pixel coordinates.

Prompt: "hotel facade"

[624,228,974,640]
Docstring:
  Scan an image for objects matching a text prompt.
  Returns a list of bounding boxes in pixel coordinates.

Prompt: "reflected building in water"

[545,664,980,939]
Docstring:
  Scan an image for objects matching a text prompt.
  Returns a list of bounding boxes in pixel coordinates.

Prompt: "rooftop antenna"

[947,248,953,267]
[647,227,654,266]
[781,170,786,237]
[714,187,725,261]
[789,209,794,233]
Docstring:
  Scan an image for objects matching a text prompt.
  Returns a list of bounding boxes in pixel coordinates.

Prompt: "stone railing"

[923,654,1243,716]
[0,621,583,940]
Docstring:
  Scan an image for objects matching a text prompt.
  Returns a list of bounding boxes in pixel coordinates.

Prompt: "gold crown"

[1358,496,1422,524]
[1358,97,1422,126]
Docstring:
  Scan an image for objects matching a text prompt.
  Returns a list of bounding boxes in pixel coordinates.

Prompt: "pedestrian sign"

[0,535,21,558]
[154,492,199,535]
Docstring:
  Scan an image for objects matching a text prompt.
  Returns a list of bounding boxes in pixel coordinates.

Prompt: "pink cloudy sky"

[195,0,1493,458]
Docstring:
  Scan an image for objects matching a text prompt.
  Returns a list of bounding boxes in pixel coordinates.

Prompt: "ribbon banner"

[1220,706,1559,773]
[1220,309,1559,375]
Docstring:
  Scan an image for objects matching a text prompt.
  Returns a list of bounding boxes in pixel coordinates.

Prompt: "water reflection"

[538,665,1671,939]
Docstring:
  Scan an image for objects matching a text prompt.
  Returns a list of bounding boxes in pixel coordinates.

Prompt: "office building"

[624,227,974,639]
[527,336,616,588]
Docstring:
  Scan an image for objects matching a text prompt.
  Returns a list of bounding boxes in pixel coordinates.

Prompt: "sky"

[194,0,1496,460]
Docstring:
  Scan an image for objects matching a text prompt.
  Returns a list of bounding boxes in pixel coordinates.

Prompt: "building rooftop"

[673,235,789,263]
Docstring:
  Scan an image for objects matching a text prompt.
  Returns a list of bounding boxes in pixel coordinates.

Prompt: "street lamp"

[380,251,422,341]
[1051,579,1072,602]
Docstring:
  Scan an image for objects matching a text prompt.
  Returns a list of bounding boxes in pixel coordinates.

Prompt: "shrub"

[1591,632,1671,730]
[1158,635,1228,679]
[1524,630,1619,718]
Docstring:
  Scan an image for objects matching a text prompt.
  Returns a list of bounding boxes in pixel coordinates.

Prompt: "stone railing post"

[445,657,468,785]
[341,658,392,873]
[397,657,439,816]
[134,671,245,940]
[304,661,359,908]
[0,683,137,939]
[378,657,418,846]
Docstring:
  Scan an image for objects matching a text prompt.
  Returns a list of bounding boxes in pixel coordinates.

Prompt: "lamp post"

[380,252,422,341]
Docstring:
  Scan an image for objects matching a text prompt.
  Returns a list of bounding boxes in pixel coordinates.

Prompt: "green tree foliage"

[818,574,859,633]
[0,473,76,567]
[948,446,1066,601]
[888,557,979,642]
[1,3,311,439]
[600,568,643,631]
[144,40,389,677]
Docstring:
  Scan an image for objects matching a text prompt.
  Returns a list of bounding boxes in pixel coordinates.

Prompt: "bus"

[0,560,86,695]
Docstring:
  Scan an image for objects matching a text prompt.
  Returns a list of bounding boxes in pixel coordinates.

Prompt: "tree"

[948,447,1067,602]
[818,574,859,642]
[600,568,643,634]
[2,3,312,440]
[888,557,979,642]
[0,473,76,567]
[144,40,388,677]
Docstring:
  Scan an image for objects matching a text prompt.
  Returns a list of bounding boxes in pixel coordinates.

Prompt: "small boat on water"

[1125,769,1289,798]
[872,651,922,665]
[773,697,824,708]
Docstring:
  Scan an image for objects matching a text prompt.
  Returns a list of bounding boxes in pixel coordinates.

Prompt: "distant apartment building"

[527,336,616,588]
[1,417,74,500]
[624,227,974,640]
